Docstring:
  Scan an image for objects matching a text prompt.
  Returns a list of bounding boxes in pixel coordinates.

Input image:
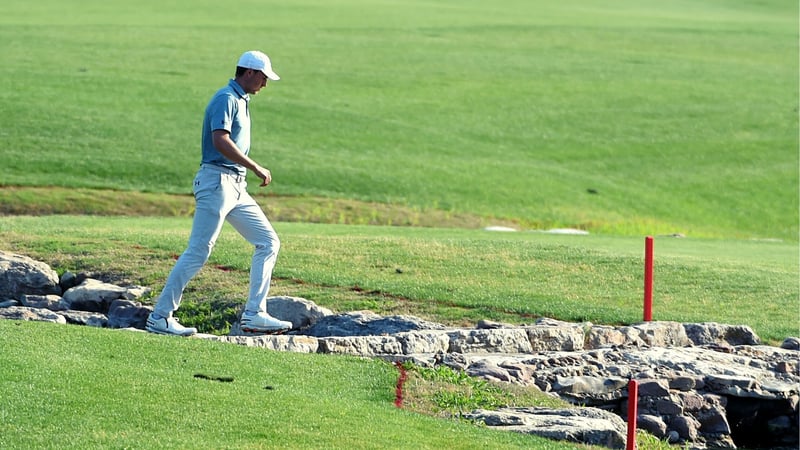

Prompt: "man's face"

[243,69,269,94]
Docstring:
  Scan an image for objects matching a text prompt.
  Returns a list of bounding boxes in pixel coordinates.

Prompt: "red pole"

[394,362,407,408]
[643,236,654,321]
[627,379,639,450]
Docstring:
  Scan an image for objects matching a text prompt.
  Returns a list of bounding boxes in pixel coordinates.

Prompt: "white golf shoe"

[146,314,197,337]
[240,312,292,334]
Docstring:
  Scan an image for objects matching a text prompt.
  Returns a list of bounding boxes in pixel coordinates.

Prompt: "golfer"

[146,50,291,336]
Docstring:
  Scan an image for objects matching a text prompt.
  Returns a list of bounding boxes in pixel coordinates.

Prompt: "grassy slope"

[0,0,797,240]
[1,320,579,450]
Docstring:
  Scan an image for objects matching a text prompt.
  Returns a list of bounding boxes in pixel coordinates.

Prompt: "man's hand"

[212,130,273,187]
[253,165,272,187]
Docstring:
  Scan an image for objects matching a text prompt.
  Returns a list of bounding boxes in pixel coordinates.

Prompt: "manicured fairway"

[1,0,797,239]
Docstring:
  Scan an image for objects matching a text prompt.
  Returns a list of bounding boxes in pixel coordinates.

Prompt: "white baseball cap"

[237,50,280,81]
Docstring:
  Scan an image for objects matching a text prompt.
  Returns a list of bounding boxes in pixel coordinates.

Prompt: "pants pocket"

[193,171,222,200]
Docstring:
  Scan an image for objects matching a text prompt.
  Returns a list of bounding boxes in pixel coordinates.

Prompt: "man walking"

[146,50,292,336]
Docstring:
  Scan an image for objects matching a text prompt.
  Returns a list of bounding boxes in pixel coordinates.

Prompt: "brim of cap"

[262,69,280,81]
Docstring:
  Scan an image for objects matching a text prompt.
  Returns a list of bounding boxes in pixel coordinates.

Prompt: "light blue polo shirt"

[200,79,250,176]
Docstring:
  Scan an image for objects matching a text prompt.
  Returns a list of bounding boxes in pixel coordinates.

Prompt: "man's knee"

[255,234,279,255]
[184,241,215,263]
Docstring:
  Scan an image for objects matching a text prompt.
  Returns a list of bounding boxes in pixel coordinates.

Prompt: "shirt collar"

[229,79,249,101]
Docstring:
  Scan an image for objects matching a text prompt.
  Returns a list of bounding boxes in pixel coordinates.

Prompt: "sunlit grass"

[1,215,796,344]
[0,0,796,240]
[2,321,581,449]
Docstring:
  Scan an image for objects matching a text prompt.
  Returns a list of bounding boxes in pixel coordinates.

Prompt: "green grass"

[1,215,796,344]
[1,320,588,450]
[0,0,797,240]
[0,1,798,448]
[404,363,567,416]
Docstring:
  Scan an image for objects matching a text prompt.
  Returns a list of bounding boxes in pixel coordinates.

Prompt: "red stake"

[627,379,639,450]
[643,236,654,321]
[394,362,407,408]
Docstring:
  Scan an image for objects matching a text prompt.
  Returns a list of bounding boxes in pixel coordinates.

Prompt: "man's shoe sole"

[146,326,196,337]
[240,326,290,335]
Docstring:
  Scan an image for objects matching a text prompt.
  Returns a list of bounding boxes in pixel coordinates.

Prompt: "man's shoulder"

[210,83,236,100]
[207,85,239,109]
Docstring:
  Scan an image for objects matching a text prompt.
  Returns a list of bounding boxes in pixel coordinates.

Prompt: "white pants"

[153,164,280,318]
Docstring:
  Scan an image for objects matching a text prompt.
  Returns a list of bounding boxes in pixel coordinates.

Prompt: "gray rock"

[464,407,627,448]
[466,359,516,383]
[669,414,700,441]
[587,322,692,349]
[760,379,800,399]
[498,361,534,385]
[655,397,683,415]
[632,321,692,347]
[435,352,468,371]
[61,279,128,313]
[666,430,680,443]
[683,322,760,346]
[476,319,514,329]
[553,375,628,405]
[705,374,756,395]
[0,251,60,299]
[696,402,731,434]
[302,311,447,337]
[781,337,800,350]
[448,328,532,354]
[59,271,78,291]
[669,376,698,391]
[396,330,450,354]
[586,325,643,349]
[775,360,797,374]
[265,296,333,330]
[675,391,706,411]
[58,310,108,327]
[107,299,151,329]
[469,409,526,426]
[0,305,66,324]
[637,414,667,438]
[703,393,728,408]
[526,322,585,351]
[122,285,151,301]
[20,294,67,311]
[317,335,403,356]
[638,379,670,397]
[205,334,319,353]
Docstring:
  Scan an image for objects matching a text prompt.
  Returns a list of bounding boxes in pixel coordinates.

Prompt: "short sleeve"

[207,94,238,133]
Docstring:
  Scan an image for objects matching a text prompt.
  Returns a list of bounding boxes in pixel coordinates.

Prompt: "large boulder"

[0,251,60,300]
[683,322,760,346]
[265,296,333,330]
[464,407,627,448]
[107,299,151,329]
[526,318,586,351]
[61,279,128,313]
